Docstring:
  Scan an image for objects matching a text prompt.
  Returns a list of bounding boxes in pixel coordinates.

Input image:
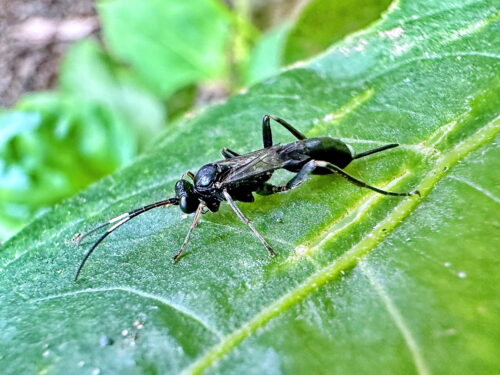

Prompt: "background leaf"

[0,40,165,239]
[283,0,393,64]
[60,40,166,149]
[1,1,499,374]
[244,23,291,86]
[98,0,232,97]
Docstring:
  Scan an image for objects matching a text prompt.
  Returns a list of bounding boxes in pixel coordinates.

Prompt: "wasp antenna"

[72,220,116,244]
[354,143,399,159]
[74,220,126,281]
[74,198,179,281]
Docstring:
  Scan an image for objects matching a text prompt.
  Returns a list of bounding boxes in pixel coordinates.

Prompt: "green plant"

[1,0,498,374]
[0,41,165,238]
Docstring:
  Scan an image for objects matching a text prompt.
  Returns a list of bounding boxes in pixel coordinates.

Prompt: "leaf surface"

[1,1,499,374]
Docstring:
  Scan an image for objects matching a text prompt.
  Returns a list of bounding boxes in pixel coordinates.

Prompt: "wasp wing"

[216,147,289,187]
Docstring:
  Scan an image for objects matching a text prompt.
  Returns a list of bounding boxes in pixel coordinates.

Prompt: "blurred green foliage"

[0,0,391,241]
[98,0,232,96]
[0,41,165,239]
[284,0,393,64]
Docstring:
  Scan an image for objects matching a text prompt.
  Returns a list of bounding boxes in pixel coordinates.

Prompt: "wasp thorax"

[194,164,218,188]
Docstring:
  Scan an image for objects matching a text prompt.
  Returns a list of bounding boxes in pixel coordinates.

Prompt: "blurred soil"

[0,0,99,107]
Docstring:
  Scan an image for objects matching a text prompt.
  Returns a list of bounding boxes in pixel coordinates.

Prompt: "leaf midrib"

[181,116,500,375]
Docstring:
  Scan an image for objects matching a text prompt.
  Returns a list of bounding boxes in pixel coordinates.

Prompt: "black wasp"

[74,115,419,280]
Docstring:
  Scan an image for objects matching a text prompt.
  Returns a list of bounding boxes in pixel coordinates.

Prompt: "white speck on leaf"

[354,39,368,51]
[294,245,308,257]
[323,113,334,122]
[133,320,144,329]
[379,27,404,40]
[339,46,350,56]
[393,42,412,55]
[444,328,457,336]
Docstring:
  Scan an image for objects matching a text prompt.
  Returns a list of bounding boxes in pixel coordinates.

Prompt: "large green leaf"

[1,1,499,374]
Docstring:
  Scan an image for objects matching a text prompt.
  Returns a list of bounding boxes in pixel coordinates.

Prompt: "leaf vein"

[359,262,431,375]
[366,52,500,84]
[32,286,221,337]
[448,176,500,204]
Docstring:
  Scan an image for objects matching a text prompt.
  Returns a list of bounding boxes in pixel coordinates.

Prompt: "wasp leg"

[315,161,419,196]
[220,148,240,159]
[256,160,318,195]
[222,189,275,257]
[182,171,195,181]
[172,203,205,262]
[262,115,307,148]
[256,183,287,196]
[259,160,419,197]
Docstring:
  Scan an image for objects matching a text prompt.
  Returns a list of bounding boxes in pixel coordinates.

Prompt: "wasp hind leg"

[262,115,307,148]
[220,148,240,159]
[258,160,419,197]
